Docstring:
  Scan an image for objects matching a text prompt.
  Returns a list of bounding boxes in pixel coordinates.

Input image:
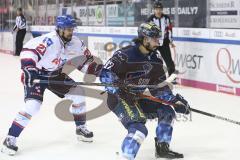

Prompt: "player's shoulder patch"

[104,51,128,70]
[113,50,128,62]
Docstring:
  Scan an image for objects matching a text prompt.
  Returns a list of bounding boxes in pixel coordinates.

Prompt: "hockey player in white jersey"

[1,15,102,156]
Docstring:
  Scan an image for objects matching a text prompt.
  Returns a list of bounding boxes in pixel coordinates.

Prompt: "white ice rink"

[0,53,240,160]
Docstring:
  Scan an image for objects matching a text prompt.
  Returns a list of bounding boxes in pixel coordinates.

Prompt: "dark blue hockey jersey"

[100,43,176,108]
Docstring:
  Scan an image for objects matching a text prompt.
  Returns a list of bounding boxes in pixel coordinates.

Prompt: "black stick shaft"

[33,79,164,88]
[140,94,240,126]
[33,73,177,88]
[191,108,240,125]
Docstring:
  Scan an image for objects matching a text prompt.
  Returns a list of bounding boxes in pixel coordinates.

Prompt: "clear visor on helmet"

[146,36,160,44]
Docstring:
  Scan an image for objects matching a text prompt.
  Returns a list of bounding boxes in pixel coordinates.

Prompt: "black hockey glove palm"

[172,94,191,114]
[23,67,39,88]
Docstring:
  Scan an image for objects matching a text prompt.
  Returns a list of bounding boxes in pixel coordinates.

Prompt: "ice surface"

[0,53,240,160]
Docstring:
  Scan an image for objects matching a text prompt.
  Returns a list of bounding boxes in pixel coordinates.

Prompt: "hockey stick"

[33,79,167,88]
[139,94,240,126]
[33,73,177,89]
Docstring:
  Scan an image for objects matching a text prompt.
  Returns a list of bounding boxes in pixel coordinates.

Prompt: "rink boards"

[1,26,240,96]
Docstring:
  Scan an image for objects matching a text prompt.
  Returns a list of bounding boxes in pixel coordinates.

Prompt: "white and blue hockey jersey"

[20,31,91,72]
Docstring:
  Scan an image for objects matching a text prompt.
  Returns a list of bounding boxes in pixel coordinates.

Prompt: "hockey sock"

[8,112,32,137]
[73,113,86,126]
[156,122,173,143]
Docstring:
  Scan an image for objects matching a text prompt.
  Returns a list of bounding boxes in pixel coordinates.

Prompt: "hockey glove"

[172,94,191,114]
[23,67,39,88]
[100,68,120,94]
[87,62,103,76]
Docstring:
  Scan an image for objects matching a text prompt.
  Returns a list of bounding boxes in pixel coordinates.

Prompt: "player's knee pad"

[66,94,86,106]
[65,94,86,115]
[157,105,176,124]
[14,99,42,128]
[128,123,148,144]
[21,99,42,116]
[69,102,86,115]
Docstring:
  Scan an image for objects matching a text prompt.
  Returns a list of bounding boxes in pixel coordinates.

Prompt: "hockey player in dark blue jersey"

[100,22,190,159]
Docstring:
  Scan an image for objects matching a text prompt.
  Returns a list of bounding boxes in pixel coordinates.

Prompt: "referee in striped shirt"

[13,8,26,56]
[146,0,176,76]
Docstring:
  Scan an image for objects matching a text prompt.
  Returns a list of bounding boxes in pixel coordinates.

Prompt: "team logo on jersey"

[43,37,53,46]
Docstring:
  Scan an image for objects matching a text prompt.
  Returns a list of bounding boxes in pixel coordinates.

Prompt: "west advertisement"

[173,28,240,95]
[174,42,240,95]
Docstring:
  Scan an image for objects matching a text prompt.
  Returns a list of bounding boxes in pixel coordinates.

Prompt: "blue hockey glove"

[100,68,119,94]
[23,67,39,88]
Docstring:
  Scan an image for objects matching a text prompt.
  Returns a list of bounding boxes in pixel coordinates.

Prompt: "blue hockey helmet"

[138,22,161,39]
[55,15,77,29]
